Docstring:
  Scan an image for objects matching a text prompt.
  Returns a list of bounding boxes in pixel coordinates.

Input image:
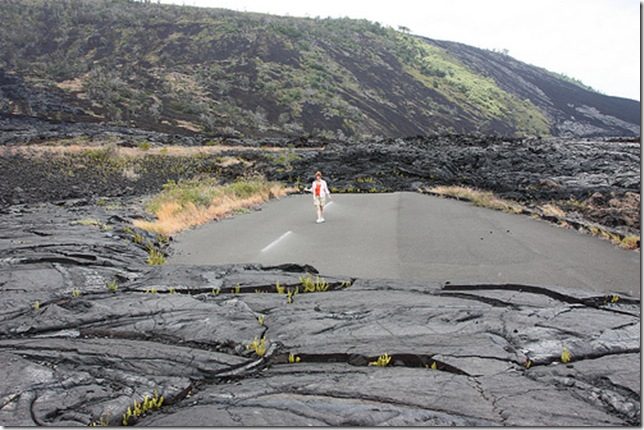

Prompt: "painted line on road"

[325,201,334,208]
[261,231,292,253]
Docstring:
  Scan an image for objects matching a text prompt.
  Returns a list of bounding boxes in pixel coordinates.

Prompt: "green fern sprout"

[106,280,118,293]
[369,353,392,367]
[340,280,352,289]
[257,315,265,326]
[121,390,164,426]
[211,287,220,296]
[286,287,298,304]
[314,276,329,292]
[275,281,285,294]
[610,294,620,304]
[233,283,241,294]
[288,353,301,364]
[71,288,81,298]
[33,300,41,311]
[561,346,572,363]
[299,275,329,293]
[168,287,176,294]
[247,336,267,357]
[300,275,316,293]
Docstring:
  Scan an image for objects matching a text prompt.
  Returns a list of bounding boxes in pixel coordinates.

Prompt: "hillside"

[0,0,639,138]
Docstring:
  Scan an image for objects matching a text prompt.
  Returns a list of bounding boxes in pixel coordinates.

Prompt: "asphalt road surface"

[170,192,641,298]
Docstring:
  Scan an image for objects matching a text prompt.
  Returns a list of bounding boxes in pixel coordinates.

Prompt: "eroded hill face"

[0,0,639,138]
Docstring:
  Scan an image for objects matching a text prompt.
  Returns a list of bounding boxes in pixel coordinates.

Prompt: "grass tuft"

[146,247,166,265]
[427,185,523,214]
[540,203,566,218]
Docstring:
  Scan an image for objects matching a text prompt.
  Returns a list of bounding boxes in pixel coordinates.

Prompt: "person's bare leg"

[316,205,322,221]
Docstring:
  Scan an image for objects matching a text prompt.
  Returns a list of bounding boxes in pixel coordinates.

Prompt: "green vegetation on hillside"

[392,33,550,135]
[0,0,560,136]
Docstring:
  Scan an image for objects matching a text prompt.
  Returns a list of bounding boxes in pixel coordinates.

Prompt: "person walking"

[305,171,331,223]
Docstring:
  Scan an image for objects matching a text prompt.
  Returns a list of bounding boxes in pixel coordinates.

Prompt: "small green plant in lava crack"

[32,300,41,311]
[340,280,352,289]
[106,279,118,293]
[146,247,166,265]
[247,336,268,357]
[71,288,81,298]
[300,274,329,292]
[369,353,392,367]
[288,353,301,363]
[168,287,176,294]
[561,346,572,363]
[426,361,438,370]
[524,359,533,369]
[275,281,286,294]
[286,287,299,304]
[121,390,164,426]
[257,315,265,326]
[211,287,220,296]
[609,294,620,304]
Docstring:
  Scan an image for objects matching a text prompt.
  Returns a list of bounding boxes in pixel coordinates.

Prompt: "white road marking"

[260,230,292,253]
[325,201,334,208]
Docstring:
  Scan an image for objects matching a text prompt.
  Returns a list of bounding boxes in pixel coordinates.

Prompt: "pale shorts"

[313,195,326,207]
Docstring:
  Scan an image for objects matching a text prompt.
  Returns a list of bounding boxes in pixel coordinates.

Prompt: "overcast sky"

[159,0,640,101]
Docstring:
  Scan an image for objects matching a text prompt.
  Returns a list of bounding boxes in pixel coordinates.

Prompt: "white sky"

[159,0,641,101]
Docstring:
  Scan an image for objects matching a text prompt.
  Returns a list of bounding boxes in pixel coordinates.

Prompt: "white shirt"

[309,179,331,199]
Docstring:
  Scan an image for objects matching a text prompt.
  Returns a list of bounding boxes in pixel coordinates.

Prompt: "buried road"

[171,192,640,298]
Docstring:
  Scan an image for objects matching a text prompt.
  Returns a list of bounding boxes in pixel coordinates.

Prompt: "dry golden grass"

[540,203,566,218]
[55,76,85,92]
[589,226,640,250]
[134,178,293,236]
[427,185,523,214]
[175,119,202,132]
[0,144,318,158]
[619,235,640,250]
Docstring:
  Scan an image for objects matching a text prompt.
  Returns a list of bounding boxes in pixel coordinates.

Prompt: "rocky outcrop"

[0,199,639,426]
